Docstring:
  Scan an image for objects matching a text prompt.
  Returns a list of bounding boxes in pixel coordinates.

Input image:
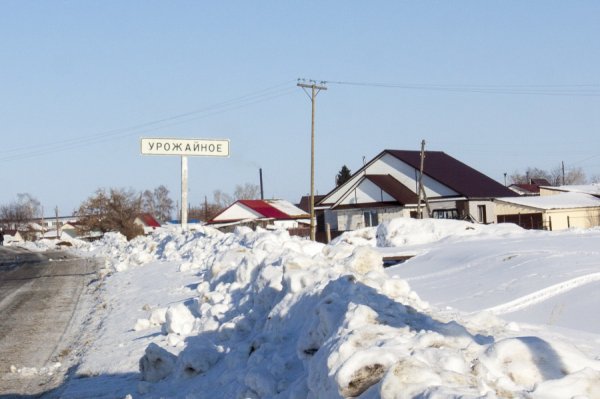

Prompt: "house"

[208,199,310,232]
[538,183,600,198]
[508,178,552,196]
[134,213,162,234]
[2,230,24,245]
[317,149,516,234]
[495,192,600,230]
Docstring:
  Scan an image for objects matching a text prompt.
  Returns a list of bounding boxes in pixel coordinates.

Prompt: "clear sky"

[1,1,599,216]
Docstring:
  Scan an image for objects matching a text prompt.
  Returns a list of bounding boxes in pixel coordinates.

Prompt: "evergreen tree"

[335,165,352,187]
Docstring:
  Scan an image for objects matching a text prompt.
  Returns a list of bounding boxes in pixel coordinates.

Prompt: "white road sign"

[141,138,230,157]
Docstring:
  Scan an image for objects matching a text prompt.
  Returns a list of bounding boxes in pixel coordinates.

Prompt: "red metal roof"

[137,213,161,228]
[238,200,294,219]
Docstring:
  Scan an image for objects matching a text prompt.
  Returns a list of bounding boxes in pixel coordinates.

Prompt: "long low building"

[495,192,600,230]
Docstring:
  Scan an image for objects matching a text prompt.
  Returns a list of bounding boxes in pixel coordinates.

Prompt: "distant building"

[539,183,600,198]
[208,199,310,232]
[508,178,552,196]
[2,230,24,245]
[134,213,161,234]
[495,192,600,230]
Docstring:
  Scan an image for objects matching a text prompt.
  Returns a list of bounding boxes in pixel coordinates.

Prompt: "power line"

[0,81,297,163]
[325,80,600,97]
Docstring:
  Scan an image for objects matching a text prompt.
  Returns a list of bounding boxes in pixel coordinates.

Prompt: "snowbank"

[70,222,600,398]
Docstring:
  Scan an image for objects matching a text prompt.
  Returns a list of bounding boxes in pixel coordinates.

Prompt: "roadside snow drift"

[61,221,600,398]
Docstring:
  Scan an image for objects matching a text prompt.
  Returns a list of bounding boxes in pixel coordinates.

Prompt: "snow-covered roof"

[496,192,600,210]
[209,199,309,223]
[541,183,600,196]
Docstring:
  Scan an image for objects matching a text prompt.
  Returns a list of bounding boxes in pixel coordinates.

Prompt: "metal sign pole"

[181,155,188,231]
[140,138,229,232]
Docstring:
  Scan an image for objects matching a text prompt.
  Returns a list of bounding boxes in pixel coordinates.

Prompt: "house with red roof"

[207,199,309,231]
[317,149,516,234]
[134,213,161,234]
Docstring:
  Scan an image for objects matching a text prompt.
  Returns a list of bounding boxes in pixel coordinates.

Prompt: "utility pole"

[55,206,59,239]
[297,79,327,241]
[417,140,431,219]
[204,195,208,222]
[562,161,565,185]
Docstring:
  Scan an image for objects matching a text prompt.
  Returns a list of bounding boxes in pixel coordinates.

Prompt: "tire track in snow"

[482,272,600,315]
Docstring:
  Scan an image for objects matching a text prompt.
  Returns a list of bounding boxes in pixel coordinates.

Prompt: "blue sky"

[1,1,599,215]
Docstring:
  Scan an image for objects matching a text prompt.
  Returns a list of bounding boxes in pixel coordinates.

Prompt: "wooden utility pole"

[417,140,431,219]
[297,80,327,241]
[55,206,59,239]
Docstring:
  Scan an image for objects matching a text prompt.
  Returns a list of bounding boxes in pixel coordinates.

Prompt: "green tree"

[335,165,352,187]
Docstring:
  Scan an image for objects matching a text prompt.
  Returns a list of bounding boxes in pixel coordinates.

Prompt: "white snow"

[33,220,600,398]
[496,191,600,210]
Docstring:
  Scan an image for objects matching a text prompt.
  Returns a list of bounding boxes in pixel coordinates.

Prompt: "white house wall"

[335,207,408,231]
[377,153,458,198]
[324,152,458,205]
[338,179,395,205]
[324,210,339,230]
[465,200,497,224]
[546,208,600,230]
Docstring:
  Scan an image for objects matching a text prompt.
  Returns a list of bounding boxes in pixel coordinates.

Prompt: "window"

[432,209,459,219]
[363,211,379,227]
[478,205,487,223]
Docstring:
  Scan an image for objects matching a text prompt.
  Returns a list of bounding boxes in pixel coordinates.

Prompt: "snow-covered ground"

[18,219,600,398]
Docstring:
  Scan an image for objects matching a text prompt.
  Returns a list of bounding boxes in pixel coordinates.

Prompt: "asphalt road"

[0,248,99,397]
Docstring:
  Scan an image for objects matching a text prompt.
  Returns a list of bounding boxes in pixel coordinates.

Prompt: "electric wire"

[0,81,297,163]
[324,80,600,96]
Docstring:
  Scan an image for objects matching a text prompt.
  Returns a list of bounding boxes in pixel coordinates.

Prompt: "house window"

[363,211,379,227]
[432,209,459,219]
[478,205,487,223]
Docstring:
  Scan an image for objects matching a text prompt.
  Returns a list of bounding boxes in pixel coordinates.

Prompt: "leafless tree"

[549,165,586,186]
[233,183,260,200]
[141,185,174,222]
[0,193,42,240]
[509,167,552,185]
[510,165,587,186]
[75,187,144,240]
[213,189,233,209]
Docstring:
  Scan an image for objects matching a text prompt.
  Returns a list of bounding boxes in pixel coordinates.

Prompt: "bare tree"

[510,165,586,186]
[0,193,42,240]
[75,187,144,240]
[233,183,260,200]
[213,189,233,209]
[509,167,552,185]
[141,190,155,214]
[141,185,174,222]
[549,165,586,186]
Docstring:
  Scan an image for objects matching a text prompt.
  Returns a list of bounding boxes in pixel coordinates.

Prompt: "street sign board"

[141,138,230,157]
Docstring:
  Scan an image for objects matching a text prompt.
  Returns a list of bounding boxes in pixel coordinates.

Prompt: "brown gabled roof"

[364,174,419,205]
[530,178,551,186]
[297,195,326,213]
[511,183,540,194]
[386,150,516,198]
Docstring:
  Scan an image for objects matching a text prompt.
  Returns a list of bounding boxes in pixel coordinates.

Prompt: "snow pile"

[375,218,524,247]
[77,224,600,398]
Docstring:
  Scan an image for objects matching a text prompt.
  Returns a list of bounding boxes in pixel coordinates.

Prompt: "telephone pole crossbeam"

[297,80,327,241]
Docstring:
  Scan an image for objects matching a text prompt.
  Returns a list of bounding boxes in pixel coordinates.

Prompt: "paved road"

[0,248,99,397]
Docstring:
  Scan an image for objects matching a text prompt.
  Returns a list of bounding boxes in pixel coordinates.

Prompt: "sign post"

[141,138,230,231]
